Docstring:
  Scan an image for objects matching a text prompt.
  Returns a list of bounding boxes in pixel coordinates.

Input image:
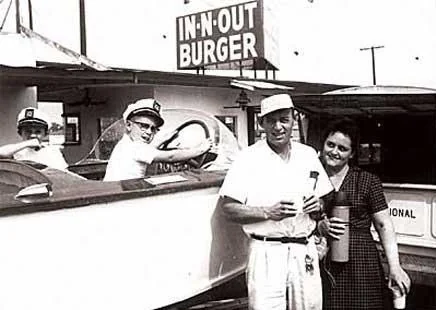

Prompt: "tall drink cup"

[330,191,350,262]
[392,290,406,309]
[390,283,406,309]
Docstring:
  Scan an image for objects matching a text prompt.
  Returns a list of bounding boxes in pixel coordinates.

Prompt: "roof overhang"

[293,86,436,116]
[0,64,347,98]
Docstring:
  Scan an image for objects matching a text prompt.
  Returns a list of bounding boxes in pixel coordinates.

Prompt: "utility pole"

[15,0,21,33]
[79,0,87,56]
[27,0,33,30]
[14,0,33,32]
[360,45,384,85]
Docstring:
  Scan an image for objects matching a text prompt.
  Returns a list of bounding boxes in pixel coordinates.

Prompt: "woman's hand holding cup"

[327,217,347,240]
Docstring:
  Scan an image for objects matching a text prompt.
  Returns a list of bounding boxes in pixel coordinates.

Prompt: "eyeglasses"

[19,126,47,136]
[131,120,159,134]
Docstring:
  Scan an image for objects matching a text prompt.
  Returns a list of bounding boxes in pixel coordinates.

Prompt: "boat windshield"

[75,108,241,176]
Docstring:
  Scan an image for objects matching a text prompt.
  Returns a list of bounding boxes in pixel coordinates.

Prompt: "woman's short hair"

[322,117,360,153]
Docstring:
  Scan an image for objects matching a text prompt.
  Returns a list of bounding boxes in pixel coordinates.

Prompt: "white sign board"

[176,0,279,70]
[387,198,426,237]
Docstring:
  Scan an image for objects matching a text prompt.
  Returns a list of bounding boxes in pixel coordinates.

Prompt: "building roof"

[0,63,348,99]
[5,63,434,116]
[293,86,436,116]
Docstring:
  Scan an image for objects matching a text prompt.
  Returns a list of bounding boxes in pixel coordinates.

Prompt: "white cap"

[259,94,294,118]
[122,98,164,127]
[17,107,50,127]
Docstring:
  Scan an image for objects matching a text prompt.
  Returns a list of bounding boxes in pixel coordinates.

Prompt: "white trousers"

[246,238,322,310]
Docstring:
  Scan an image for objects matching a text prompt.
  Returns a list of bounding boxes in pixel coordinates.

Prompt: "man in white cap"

[103,98,212,181]
[0,107,68,170]
[219,94,333,310]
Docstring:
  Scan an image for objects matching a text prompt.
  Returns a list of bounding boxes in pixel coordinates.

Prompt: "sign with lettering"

[387,198,425,237]
[176,0,279,70]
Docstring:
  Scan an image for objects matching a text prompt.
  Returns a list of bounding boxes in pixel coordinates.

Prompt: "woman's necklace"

[329,165,349,191]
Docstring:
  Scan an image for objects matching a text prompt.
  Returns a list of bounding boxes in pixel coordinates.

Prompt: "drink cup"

[330,205,350,262]
[283,194,304,214]
[293,195,305,214]
[393,294,406,309]
[392,287,406,309]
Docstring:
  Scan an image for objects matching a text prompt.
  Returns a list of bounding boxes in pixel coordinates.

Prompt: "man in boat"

[0,107,68,170]
[103,98,212,181]
[219,94,333,310]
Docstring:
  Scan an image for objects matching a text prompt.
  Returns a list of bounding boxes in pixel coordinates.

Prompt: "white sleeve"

[219,152,249,204]
[132,142,159,164]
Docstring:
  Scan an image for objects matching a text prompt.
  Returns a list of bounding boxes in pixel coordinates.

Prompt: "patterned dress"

[322,166,390,310]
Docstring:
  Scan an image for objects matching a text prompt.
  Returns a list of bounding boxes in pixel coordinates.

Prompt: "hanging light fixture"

[235,90,251,110]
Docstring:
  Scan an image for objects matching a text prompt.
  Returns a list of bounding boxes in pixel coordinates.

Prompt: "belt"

[250,228,316,245]
[250,234,309,245]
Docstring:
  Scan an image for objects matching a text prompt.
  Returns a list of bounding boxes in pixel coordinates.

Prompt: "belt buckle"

[281,236,308,244]
[281,236,293,243]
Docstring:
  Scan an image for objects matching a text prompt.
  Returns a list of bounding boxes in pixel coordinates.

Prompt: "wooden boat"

[0,109,248,310]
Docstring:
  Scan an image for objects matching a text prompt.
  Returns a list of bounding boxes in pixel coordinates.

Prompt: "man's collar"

[265,140,292,162]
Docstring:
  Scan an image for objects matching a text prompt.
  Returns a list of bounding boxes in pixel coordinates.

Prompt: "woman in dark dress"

[318,118,410,310]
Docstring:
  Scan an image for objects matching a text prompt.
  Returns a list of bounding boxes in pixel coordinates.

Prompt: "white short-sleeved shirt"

[219,140,333,238]
[14,145,68,170]
[103,134,159,181]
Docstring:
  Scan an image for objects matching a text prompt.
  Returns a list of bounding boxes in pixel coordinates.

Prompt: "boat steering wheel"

[158,120,211,169]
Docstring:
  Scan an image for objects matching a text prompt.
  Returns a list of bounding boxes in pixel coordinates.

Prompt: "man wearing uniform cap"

[103,98,212,181]
[219,94,333,310]
[0,107,68,170]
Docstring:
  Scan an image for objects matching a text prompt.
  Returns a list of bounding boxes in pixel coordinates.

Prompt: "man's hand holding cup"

[302,194,321,214]
[263,199,299,221]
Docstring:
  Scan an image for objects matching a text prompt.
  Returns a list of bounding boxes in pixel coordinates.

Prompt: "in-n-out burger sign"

[177,1,275,69]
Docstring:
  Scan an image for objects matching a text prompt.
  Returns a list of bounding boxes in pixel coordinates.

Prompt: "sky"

[38,101,63,125]
[277,0,436,87]
[2,0,436,88]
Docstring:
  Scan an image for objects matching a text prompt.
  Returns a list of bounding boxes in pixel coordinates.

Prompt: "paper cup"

[284,195,304,214]
[293,195,306,214]
[392,290,406,309]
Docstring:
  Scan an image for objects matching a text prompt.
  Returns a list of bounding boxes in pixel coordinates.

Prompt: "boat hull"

[0,186,248,310]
